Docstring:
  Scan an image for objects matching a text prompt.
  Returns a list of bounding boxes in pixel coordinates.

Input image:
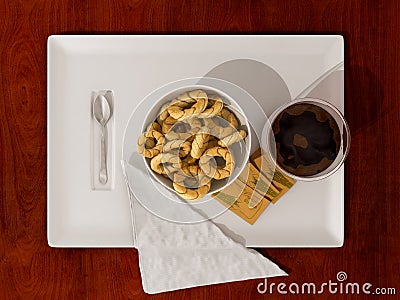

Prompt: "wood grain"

[0,0,399,298]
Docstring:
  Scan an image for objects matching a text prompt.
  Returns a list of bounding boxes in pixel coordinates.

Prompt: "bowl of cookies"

[136,85,251,201]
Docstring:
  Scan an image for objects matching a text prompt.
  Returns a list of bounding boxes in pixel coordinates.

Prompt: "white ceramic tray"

[47,35,344,247]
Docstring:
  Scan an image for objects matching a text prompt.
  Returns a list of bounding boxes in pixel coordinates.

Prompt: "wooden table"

[1,0,399,298]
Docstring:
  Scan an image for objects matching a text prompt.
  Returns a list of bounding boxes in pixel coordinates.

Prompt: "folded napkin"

[122,162,287,294]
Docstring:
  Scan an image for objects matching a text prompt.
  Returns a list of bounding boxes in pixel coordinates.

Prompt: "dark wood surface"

[1,0,399,299]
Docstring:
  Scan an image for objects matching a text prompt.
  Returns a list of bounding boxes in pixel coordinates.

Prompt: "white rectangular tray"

[48,35,344,247]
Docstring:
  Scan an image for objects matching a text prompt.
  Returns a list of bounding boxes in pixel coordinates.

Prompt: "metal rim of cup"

[264,97,351,182]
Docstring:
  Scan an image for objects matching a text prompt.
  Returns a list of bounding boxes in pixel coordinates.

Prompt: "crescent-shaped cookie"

[146,122,162,133]
[157,102,171,124]
[162,116,178,134]
[150,153,165,174]
[218,108,239,128]
[199,146,234,179]
[173,180,211,201]
[136,130,165,158]
[168,90,208,120]
[199,95,224,118]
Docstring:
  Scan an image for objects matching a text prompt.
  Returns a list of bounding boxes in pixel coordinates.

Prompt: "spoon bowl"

[93,95,111,126]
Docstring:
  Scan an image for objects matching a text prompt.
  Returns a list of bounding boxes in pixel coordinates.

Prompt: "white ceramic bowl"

[141,84,251,195]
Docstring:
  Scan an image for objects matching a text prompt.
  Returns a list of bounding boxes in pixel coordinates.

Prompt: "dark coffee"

[272,103,341,176]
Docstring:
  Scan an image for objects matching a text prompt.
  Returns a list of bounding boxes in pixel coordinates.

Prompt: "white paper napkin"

[122,162,287,294]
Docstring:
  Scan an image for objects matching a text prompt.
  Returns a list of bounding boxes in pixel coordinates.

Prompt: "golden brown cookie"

[199,147,234,179]
[146,122,162,133]
[190,132,210,159]
[162,116,178,134]
[203,117,220,136]
[187,117,203,133]
[151,151,187,175]
[168,90,208,120]
[145,138,156,149]
[136,130,165,158]
[160,152,181,165]
[218,129,247,147]
[170,92,197,108]
[173,179,211,201]
[182,154,197,165]
[218,126,236,139]
[218,108,239,128]
[164,117,202,141]
[157,102,171,124]
[163,140,191,158]
[200,95,224,117]
[204,116,234,138]
[150,153,165,174]
[207,138,219,149]
[165,131,192,141]
[162,163,181,176]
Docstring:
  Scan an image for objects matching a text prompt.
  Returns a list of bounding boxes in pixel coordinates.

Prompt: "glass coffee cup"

[262,98,350,181]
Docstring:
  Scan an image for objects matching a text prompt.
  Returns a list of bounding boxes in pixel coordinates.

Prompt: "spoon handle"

[99,125,108,184]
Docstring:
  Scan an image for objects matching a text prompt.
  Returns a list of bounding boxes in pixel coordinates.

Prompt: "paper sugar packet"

[212,148,296,224]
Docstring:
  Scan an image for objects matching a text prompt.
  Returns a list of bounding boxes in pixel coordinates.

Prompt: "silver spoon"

[93,94,111,184]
